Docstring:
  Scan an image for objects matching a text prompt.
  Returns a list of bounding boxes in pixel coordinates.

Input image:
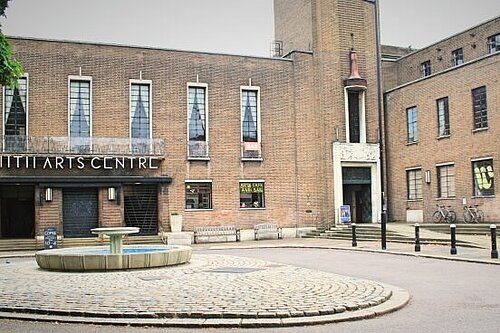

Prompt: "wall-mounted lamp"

[45,188,53,202]
[424,170,431,184]
[108,187,117,201]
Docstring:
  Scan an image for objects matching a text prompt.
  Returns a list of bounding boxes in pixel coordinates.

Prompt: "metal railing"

[0,135,165,156]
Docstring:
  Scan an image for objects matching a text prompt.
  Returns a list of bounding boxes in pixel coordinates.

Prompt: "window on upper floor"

[437,164,455,198]
[187,84,208,158]
[239,181,265,209]
[451,48,464,66]
[406,168,422,200]
[3,76,28,152]
[406,106,418,143]
[347,90,362,143]
[421,60,431,77]
[69,78,91,153]
[487,33,500,53]
[241,87,262,159]
[471,86,487,130]
[436,97,450,137]
[472,159,494,197]
[185,182,212,209]
[130,81,151,153]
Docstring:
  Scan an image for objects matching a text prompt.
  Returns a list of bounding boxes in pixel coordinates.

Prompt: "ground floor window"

[406,168,422,200]
[240,181,265,208]
[185,182,212,209]
[437,164,455,198]
[472,159,494,196]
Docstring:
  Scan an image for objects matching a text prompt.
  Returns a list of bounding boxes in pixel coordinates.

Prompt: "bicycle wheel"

[476,210,484,223]
[432,211,443,223]
[463,210,472,223]
[447,210,457,223]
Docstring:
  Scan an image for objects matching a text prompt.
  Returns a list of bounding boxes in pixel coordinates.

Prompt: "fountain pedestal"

[91,227,140,254]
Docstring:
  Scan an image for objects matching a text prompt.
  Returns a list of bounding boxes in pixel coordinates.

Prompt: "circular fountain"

[35,227,192,271]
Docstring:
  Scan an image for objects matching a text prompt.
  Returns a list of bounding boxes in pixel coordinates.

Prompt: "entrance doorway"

[0,185,35,238]
[63,188,99,238]
[123,185,158,236]
[342,167,372,223]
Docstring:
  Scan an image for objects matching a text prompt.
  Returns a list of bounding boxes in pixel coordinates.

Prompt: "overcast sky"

[1,0,500,57]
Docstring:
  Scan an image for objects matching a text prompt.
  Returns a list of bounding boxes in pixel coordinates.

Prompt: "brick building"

[0,0,383,241]
[384,16,500,223]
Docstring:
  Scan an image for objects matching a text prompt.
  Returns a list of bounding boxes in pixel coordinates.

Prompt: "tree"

[0,0,23,87]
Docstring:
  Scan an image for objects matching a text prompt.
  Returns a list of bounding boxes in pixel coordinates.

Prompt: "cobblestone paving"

[0,254,392,319]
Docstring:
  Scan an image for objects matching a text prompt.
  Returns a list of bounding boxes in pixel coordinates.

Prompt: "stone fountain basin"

[35,245,192,272]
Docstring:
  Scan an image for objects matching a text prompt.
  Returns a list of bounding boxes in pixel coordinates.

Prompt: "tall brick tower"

[274,0,383,224]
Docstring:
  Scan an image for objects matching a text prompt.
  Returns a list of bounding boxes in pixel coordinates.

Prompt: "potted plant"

[170,213,183,233]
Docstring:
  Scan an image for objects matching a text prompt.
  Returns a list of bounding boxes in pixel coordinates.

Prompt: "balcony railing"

[188,140,209,159]
[0,135,165,156]
[241,141,262,160]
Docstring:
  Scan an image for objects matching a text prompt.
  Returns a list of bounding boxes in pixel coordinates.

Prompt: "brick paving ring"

[0,254,409,327]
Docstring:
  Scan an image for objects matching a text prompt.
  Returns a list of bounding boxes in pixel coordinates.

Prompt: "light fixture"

[425,170,431,184]
[108,187,117,201]
[45,188,53,202]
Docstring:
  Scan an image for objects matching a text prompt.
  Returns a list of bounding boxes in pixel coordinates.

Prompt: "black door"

[124,185,158,236]
[0,186,35,238]
[63,189,98,238]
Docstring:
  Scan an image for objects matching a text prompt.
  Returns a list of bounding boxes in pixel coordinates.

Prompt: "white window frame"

[343,87,366,143]
[3,73,29,138]
[186,82,209,158]
[240,85,261,143]
[129,79,153,140]
[185,180,213,211]
[436,162,455,199]
[406,167,423,201]
[68,75,93,138]
[239,179,266,209]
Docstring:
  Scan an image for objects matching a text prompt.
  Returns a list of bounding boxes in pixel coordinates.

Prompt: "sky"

[1,0,500,57]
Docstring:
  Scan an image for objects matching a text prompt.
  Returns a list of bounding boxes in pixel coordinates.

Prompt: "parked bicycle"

[463,204,484,223]
[432,204,457,223]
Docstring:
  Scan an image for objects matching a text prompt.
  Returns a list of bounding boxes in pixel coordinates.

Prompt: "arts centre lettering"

[0,155,159,170]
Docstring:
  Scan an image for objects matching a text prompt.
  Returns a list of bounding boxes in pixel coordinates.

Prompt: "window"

[472,86,487,130]
[130,81,151,152]
[406,106,418,143]
[451,48,464,66]
[185,182,212,209]
[487,33,500,53]
[187,85,208,158]
[4,76,27,152]
[69,79,91,152]
[436,97,450,137]
[407,168,422,200]
[421,60,431,77]
[437,164,455,198]
[348,91,361,143]
[239,181,265,208]
[472,159,494,196]
[241,87,261,159]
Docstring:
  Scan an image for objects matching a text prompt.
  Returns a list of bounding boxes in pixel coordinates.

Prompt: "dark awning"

[0,176,172,187]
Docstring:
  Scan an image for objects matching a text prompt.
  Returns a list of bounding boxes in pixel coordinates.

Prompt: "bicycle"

[463,204,484,223]
[432,204,457,223]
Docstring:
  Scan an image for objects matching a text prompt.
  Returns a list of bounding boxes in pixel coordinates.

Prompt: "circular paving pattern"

[0,254,408,327]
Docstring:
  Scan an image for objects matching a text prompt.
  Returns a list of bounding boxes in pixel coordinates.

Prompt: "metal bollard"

[491,225,498,259]
[414,223,421,252]
[351,223,357,247]
[450,224,457,255]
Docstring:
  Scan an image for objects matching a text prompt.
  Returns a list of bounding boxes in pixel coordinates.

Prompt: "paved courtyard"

[0,253,408,328]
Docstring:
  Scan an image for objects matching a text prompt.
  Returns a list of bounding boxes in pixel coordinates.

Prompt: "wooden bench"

[254,223,283,240]
[193,225,241,244]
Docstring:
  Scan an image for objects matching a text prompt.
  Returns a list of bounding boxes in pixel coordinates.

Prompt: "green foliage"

[0,32,23,87]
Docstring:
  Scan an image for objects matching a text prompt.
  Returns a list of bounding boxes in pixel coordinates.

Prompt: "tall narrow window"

[487,33,500,53]
[241,87,261,159]
[348,91,361,143]
[437,97,450,137]
[407,168,422,200]
[130,82,151,153]
[451,48,464,66]
[4,76,27,152]
[188,85,208,158]
[69,79,91,152]
[472,159,494,196]
[437,164,455,198]
[406,106,418,143]
[421,60,431,77]
[472,86,487,130]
